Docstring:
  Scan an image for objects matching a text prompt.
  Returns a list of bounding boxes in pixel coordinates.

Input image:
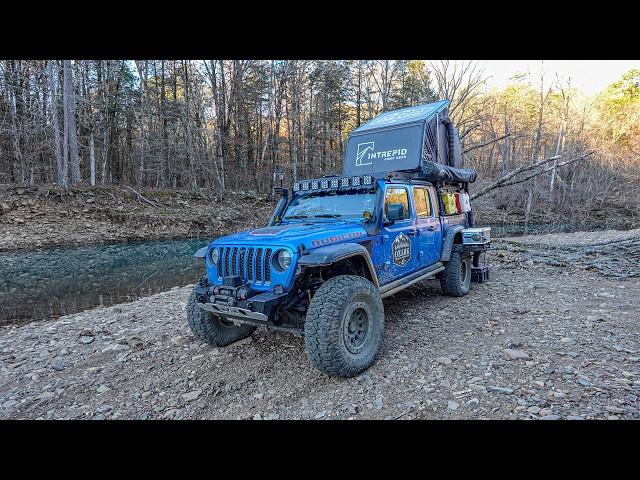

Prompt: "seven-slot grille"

[218,246,273,284]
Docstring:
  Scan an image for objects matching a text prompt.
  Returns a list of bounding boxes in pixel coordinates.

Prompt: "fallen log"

[496,152,594,190]
[470,151,593,200]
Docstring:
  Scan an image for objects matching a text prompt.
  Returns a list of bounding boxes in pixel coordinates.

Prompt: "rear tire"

[186,290,255,347]
[440,244,471,297]
[304,275,384,378]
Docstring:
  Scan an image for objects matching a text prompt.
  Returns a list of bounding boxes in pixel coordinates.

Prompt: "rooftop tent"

[342,99,466,178]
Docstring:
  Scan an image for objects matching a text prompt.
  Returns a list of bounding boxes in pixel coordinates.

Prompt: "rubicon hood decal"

[311,231,366,247]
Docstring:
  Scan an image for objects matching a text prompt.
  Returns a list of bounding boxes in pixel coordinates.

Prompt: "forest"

[0,60,639,226]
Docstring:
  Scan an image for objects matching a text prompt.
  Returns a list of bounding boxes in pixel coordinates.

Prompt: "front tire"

[304,275,384,378]
[186,290,256,347]
[440,244,471,297]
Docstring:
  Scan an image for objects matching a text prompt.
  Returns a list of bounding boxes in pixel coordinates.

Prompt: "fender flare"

[440,225,465,262]
[297,242,379,288]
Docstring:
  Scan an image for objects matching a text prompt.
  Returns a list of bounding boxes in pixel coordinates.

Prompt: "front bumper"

[198,302,268,323]
[194,280,290,326]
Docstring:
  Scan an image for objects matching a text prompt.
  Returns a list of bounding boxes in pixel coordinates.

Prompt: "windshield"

[283,190,377,220]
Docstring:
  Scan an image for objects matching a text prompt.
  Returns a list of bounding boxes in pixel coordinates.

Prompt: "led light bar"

[292,175,376,194]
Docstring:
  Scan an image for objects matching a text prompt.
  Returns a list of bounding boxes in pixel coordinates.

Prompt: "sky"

[475,60,640,97]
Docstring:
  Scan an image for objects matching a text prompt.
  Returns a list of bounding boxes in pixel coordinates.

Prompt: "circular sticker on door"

[392,232,411,267]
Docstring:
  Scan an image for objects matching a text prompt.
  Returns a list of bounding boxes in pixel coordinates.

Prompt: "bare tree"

[63,60,80,184]
[550,77,571,191]
[47,61,64,186]
[431,60,487,131]
[367,60,403,112]
[0,58,635,229]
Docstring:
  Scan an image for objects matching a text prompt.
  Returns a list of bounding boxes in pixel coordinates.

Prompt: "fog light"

[351,176,361,186]
[340,177,350,187]
[330,178,339,189]
[227,297,236,306]
[311,180,319,190]
[363,174,373,185]
[320,179,329,189]
[212,285,220,295]
[302,181,310,190]
[293,182,300,192]
[273,284,284,294]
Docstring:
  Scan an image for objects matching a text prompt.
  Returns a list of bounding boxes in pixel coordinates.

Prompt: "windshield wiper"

[312,214,343,218]
[284,215,309,219]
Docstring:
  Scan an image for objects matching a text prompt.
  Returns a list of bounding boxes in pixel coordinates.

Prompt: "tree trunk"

[550,88,570,192]
[502,110,510,175]
[182,60,196,189]
[135,60,148,187]
[90,134,96,186]
[5,61,25,184]
[64,60,81,184]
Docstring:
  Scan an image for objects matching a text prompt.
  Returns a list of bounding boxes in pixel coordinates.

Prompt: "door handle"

[407,229,418,237]
[427,225,436,231]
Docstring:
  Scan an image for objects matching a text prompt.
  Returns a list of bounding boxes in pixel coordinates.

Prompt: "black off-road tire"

[304,275,384,378]
[186,290,255,347]
[440,244,471,297]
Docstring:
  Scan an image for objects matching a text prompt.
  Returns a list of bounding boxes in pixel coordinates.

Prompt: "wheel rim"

[460,257,468,285]
[343,302,371,355]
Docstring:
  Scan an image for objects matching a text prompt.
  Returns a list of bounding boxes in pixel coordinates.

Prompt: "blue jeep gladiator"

[187,100,490,377]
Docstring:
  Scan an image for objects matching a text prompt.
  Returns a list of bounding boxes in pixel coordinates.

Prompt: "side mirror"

[386,203,405,222]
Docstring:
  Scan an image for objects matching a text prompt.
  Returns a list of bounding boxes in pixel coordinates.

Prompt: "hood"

[212,221,368,252]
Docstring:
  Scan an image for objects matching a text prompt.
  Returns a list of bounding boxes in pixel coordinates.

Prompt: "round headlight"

[210,248,219,264]
[275,249,292,271]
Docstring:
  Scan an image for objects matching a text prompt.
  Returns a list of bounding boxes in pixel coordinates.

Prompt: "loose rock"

[182,390,202,402]
[503,349,530,360]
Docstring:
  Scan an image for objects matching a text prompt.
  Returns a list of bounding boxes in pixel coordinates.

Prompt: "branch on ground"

[125,186,161,208]
[470,151,594,200]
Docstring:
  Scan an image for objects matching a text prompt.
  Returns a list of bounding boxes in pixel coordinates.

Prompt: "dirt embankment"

[1,230,639,420]
[2,183,638,253]
[0,185,276,252]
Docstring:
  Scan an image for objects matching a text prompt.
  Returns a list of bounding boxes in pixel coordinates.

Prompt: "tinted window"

[413,187,432,218]
[385,187,410,220]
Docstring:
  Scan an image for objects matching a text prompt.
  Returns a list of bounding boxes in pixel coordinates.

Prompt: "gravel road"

[1,232,639,420]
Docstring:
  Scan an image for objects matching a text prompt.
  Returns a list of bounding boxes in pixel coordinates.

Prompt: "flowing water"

[0,220,631,325]
[0,237,209,324]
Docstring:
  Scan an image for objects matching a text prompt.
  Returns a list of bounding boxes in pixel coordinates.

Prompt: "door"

[379,185,420,285]
[413,186,442,268]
